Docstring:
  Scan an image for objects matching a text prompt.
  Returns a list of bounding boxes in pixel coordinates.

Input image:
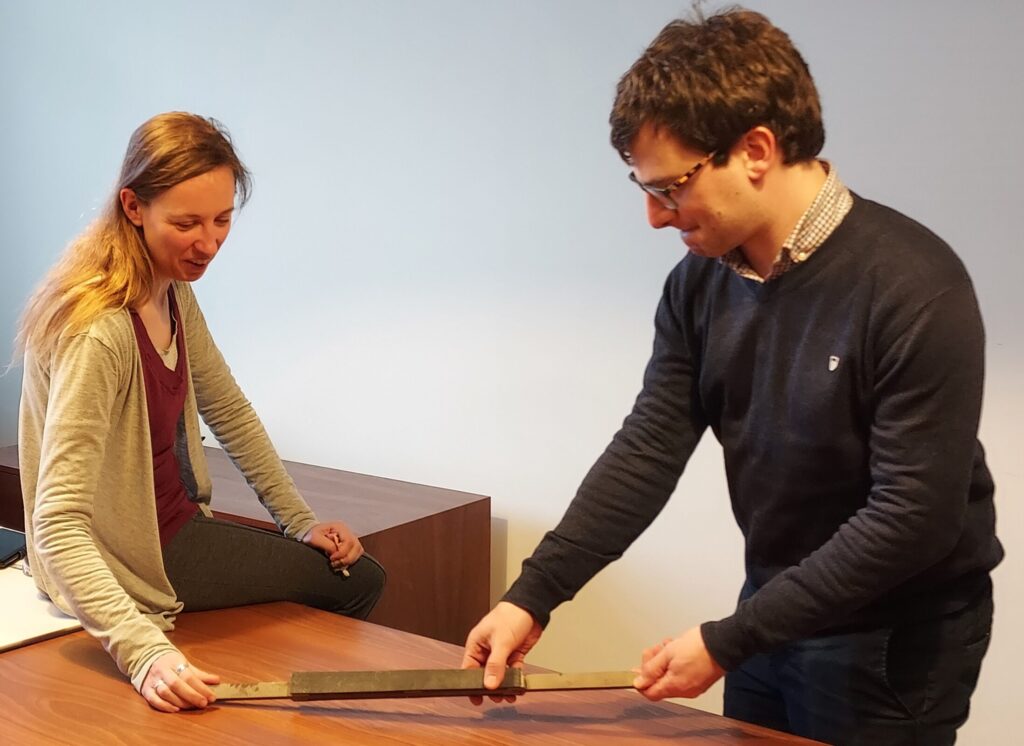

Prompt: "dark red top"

[129,288,199,546]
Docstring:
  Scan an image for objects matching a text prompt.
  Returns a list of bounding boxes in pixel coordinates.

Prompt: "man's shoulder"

[842,195,969,283]
[830,196,980,331]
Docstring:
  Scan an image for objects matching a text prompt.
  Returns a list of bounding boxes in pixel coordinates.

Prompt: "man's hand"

[461,601,543,705]
[633,626,724,700]
[303,521,363,574]
[140,652,219,713]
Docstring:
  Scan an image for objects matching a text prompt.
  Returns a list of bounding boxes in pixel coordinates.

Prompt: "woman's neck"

[133,278,174,351]
[141,277,172,315]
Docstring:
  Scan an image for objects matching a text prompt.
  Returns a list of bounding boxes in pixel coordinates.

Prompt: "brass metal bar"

[210,668,637,702]
[210,680,291,700]
[290,668,526,700]
[524,671,636,691]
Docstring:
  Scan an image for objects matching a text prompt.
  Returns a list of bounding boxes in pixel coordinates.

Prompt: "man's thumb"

[484,656,507,689]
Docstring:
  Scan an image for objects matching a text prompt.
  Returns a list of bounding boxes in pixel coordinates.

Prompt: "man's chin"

[682,237,725,259]
[680,232,704,254]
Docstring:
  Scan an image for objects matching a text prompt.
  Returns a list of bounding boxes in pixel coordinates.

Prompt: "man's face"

[628,123,765,259]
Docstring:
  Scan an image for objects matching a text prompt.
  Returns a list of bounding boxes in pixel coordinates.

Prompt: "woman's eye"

[215,218,231,227]
[173,222,197,231]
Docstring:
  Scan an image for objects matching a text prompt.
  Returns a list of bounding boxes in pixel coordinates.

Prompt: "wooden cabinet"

[0,445,490,646]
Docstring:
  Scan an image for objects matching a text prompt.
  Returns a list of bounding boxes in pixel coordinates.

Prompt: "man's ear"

[119,188,144,227]
[737,126,777,183]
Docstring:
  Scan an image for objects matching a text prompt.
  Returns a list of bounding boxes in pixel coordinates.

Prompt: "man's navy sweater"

[504,195,1003,670]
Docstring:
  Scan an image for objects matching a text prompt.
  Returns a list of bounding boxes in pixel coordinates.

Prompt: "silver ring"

[174,662,189,675]
[154,678,167,690]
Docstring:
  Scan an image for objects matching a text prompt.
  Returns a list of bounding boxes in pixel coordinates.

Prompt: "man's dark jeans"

[724,578,993,745]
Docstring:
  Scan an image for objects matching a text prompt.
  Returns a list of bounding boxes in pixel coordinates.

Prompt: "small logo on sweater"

[828,355,840,372]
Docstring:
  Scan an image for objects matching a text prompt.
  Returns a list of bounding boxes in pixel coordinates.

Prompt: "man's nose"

[645,194,676,229]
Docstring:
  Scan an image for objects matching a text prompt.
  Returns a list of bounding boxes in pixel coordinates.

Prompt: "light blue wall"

[2,2,1021,741]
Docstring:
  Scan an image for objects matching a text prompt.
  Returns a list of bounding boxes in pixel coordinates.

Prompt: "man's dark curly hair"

[610,7,824,165]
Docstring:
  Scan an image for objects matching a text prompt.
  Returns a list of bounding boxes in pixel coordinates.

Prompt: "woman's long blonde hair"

[16,112,251,363]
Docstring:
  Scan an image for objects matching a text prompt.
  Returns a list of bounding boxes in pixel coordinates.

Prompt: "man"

[461,8,1002,745]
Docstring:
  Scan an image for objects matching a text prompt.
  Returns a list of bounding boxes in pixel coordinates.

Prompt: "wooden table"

[0,602,821,744]
[0,445,490,646]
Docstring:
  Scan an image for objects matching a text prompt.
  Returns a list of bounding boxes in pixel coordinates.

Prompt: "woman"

[16,112,385,712]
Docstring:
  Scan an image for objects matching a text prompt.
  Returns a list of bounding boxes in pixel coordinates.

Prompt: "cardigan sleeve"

[28,332,179,685]
[175,283,319,540]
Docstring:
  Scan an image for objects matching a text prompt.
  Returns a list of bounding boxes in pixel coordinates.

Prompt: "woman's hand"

[303,521,364,575]
[141,652,219,713]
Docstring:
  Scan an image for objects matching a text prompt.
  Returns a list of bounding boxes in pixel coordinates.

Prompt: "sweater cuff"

[129,644,180,693]
[700,616,756,672]
[287,514,319,542]
[501,569,572,629]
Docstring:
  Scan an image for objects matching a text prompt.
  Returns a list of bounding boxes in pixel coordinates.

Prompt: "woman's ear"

[119,188,144,227]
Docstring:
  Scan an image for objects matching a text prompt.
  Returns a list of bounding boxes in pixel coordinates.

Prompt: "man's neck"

[741,160,828,278]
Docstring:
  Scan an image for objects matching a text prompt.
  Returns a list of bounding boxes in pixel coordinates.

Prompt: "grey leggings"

[162,512,385,620]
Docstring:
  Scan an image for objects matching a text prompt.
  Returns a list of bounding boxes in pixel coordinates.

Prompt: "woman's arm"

[176,283,318,539]
[26,331,180,688]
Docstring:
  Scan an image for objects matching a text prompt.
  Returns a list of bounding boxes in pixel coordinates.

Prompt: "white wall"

[1,2,1020,742]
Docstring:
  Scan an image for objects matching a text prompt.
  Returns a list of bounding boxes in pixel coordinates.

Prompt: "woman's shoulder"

[51,308,138,368]
[25,308,137,382]
[79,308,134,346]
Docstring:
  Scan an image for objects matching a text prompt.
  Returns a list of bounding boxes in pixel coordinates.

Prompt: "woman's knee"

[344,553,386,619]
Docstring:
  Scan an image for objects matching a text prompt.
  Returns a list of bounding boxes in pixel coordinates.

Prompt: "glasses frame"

[629,151,717,210]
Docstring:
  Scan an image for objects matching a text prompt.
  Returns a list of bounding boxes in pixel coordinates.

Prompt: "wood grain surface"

[0,602,823,745]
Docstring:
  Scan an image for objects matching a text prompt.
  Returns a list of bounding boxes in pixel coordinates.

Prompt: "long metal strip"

[210,668,636,702]
[524,671,637,692]
[210,680,291,700]
[290,668,527,700]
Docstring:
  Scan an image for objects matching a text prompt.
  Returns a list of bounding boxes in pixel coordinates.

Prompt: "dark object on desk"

[212,668,637,701]
[0,526,26,569]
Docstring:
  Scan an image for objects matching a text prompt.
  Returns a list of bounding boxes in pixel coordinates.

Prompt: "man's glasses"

[628,151,716,210]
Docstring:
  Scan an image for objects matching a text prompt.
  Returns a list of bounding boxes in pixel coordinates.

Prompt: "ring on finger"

[153,678,167,694]
[174,662,189,675]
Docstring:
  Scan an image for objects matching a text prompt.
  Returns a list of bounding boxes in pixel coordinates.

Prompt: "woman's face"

[120,166,236,283]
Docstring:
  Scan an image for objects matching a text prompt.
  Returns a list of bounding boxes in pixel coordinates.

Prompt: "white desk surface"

[0,562,80,652]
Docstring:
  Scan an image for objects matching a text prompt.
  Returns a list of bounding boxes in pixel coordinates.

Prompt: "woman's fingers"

[140,653,219,712]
